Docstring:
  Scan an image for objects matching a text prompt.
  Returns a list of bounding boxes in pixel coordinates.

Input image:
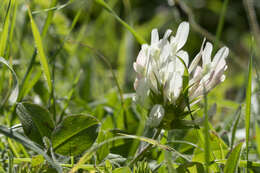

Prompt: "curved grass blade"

[255,122,260,156]
[230,106,241,149]
[0,57,19,104]
[245,52,252,170]
[0,0,11,57]
[224,143,243,173]
[27,7,52,91]
[95,0,146,44]
[0,125,62,172]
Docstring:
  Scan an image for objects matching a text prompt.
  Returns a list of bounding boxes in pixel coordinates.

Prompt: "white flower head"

[133,22,190,105]
[189,41,229,102]
[133,21,229,129]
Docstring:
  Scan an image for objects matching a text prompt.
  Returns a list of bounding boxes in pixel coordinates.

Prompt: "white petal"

[212,46,229,68]
[188,38,206,73]
[194,66,202,78]
[215,58,226,74]
[151,29,159,45]
[133,62,144,74]
[136,44,149,67]
[168,72,183,101]
[175,22,189,50]
[159,29,172,49]
[176,50,189,66]
[175,58,185,74]
[173,73,183,99]
[160,41,171,64]
[189,66,202,84]
[163,29,172,40]
[202,42,213,68]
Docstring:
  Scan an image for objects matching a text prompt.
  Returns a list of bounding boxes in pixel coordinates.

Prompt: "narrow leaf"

[255,122,260,156]
[245,54,252,163]
[0,0,11,56]
[224,143,243,173]
[27,7,52,91]
[230,106,241,149]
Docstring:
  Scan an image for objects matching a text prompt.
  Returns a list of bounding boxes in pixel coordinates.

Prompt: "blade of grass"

[255,122,260,156]
[245,50,252,172]
[19,0,60,101]
[224,143,243,173]
[27,7,52,92]
[0,0,11,57]
[95,0,146,44]
[230,106,242,150]
[5,0,17,59]
[19,69,42,100]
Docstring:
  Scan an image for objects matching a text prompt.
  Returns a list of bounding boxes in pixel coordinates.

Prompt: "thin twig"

[243,0,260,48]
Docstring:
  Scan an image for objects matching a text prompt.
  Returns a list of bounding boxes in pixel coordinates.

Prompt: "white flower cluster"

[133,22,229,127]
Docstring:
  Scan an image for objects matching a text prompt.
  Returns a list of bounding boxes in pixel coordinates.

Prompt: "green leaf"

[112,167,131,173]
[230,106,241,149]
[245,53,252,163]
[16,102,55,145]
[27,7,52,91]
[0,0,11,57]
[224,143,243,173]
[255,122,260,156]
[0,57,19,104]
[52,114,100,156]
[0,125,62,172]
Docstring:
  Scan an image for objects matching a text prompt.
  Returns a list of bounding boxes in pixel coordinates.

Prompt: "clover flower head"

[133,21,229,129]
[133,22,189,105]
